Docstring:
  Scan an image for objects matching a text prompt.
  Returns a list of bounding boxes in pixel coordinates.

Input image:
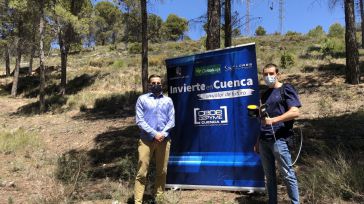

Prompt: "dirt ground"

[0,72,363,203]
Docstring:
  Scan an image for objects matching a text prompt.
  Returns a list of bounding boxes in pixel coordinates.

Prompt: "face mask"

[264,75,276,87]
[150,84,162,95]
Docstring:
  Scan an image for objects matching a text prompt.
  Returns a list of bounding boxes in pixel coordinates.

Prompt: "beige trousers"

[134,138,171,204]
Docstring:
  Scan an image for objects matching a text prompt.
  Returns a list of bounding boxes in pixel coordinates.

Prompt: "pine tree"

[206,0,221,50]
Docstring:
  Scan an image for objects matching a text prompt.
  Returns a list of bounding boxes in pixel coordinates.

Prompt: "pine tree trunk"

[360,0,364,48]
[2,0,10,77]
[29,51,34,75]
[224,0,232,47]
[206,0,221,50]
[59,36,67,96]
[57,20,68,96]
[112,32,116,44]
[5,45,10,77]
[344,0,360,84]
[29,24,37,75]
[141,0,148,93]
[11,39,22,97]
[39,1,46,112]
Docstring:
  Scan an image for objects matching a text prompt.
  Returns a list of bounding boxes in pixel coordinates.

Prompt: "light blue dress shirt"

[135,92,175,141]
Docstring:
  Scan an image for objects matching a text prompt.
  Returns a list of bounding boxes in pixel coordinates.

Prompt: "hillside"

[0,35,363,203]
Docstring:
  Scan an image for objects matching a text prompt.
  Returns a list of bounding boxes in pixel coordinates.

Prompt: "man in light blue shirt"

[134,75,175,204]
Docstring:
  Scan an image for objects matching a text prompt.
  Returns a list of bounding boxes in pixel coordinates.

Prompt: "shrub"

[255,26,266,36]
[321,38,345,57]
[307,25,326,38]
[280,52,295,69]
[109,44,117,51]
[328,23,345,38]
[89,58,114,68]
[285,31,301,36]
[56,150,89,184]
[200,36,207,48]
[112,59,125,70]
[128,43,142,54]
[79,104,87,112]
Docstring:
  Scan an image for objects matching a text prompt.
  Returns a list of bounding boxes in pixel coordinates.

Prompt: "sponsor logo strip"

[195,64,221,76]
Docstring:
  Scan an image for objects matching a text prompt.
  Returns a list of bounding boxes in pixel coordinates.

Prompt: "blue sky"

[148,0,345,40]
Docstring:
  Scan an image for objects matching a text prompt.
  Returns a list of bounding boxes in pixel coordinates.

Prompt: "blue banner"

[165,43,264,191]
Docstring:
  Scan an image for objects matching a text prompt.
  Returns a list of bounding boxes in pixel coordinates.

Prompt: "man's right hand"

[154,132,165,142]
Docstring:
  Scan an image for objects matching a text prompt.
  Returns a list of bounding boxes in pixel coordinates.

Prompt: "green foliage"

[53,0,93,48]
[6,0,38,50]
[183,35,192,41]
[54,4,89,35]
[285,31,301,36]
[94,1,123,45]
[95,1,122,26]
[280,52,295,69]
[321,38,345,57]
[112,59,125,70]
[109,44,117,51]
[162,14,188,41]
[307,25,326,38]
[232,28,241,37]
[128,42,141,54]
[328,23,345,38]
[122,10,141,43]
[255,26,266,36]
[8,0,27,12]
[69,43,82,54]
[148,14,163,43]
[122,12,164,43]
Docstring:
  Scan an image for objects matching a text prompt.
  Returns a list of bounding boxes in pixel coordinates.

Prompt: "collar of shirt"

[148,92,164,99]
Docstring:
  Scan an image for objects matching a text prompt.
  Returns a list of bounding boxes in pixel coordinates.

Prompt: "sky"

[148,0,345,40]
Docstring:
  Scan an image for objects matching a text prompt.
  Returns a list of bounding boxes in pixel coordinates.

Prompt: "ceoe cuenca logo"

[193,106,228,126]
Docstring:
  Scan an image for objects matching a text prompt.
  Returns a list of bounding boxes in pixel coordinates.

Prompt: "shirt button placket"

[156,97,160,132]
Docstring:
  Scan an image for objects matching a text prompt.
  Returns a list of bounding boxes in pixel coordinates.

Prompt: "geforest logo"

[194,64,221,76]
[193,106,228,126]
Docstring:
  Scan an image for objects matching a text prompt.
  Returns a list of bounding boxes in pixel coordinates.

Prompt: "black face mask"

[150,84,162,95]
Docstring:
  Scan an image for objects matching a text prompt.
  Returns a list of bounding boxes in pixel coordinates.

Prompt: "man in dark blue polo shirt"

[255,63,301,204]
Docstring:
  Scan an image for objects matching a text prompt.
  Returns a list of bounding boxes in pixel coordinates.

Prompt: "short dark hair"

[263,63,279,74]
[148,74,162,83]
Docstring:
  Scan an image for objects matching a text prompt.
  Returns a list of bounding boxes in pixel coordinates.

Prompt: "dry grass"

[0,128,41,154]
[300,149,364,203]
[0,34,364,203]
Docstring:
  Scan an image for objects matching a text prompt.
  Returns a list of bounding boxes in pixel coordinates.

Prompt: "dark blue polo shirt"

[260,84,301,139]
